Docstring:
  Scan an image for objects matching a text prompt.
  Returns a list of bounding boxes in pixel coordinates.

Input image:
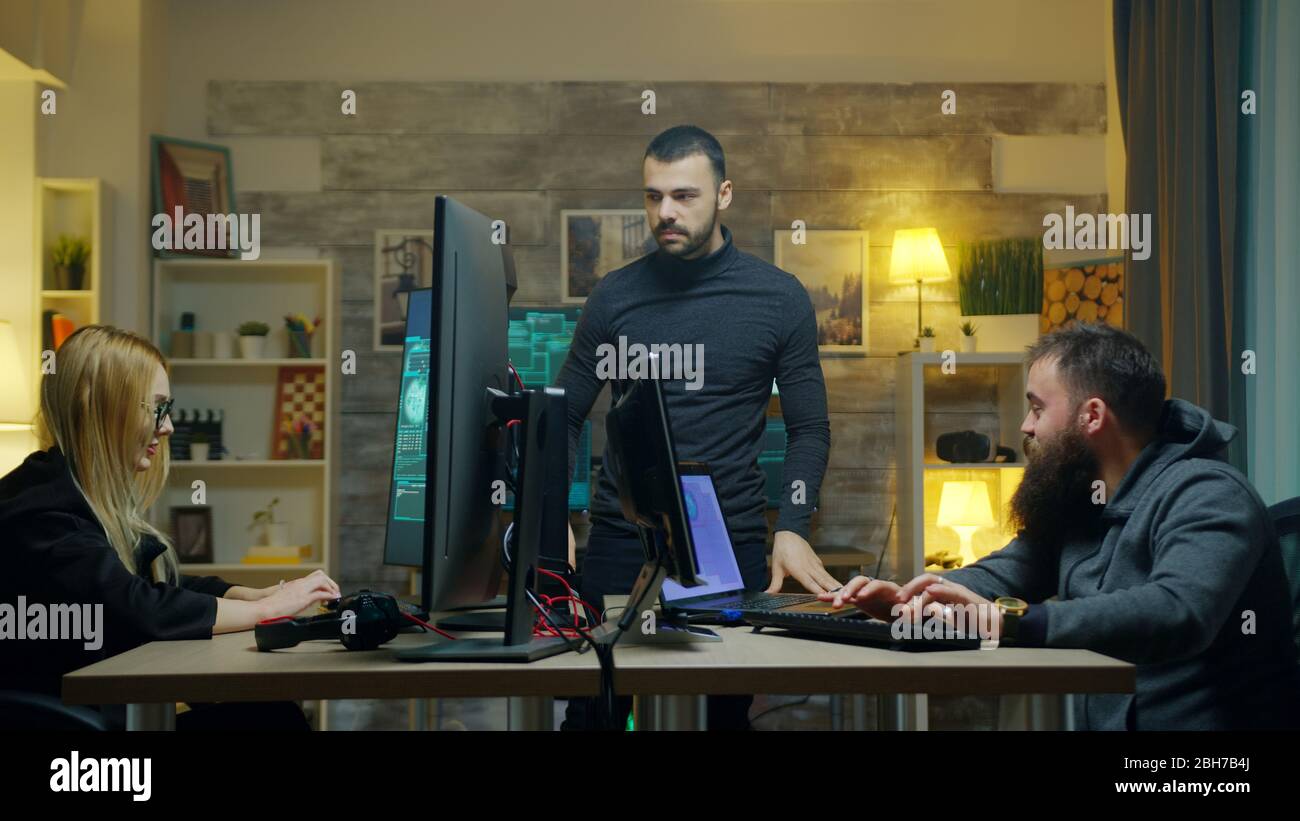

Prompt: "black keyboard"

[746,610,981,651]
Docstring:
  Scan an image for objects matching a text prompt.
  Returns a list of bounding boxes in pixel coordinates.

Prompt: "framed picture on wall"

[561,210,657,303]
[170,506,214,564]
[1041,255,1125,333]
[773,229,870,355]
[149,135,236,258]
[373,229,435,350]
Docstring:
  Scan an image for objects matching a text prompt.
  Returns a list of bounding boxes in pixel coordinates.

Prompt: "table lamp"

[936,480,996,567]
[0,320,34,432]
[888,227,951,347]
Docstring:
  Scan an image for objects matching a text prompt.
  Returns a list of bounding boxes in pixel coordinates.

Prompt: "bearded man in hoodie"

[824,322,1300,730]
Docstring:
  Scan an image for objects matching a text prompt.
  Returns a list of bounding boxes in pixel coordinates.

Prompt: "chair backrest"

[0,690,108,731]
[1268,496,1300,657]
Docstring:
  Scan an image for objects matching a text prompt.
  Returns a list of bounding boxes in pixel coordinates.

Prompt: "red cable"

[402,612,457,641]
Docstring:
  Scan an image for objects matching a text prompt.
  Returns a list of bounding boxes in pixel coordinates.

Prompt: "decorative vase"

[961,336,978,353]
[193,332,214,359]
[239,334,266,359]
[918,338,936,353]
[213,332,234,359]
[170,330,194,359]
[189,442,210,461]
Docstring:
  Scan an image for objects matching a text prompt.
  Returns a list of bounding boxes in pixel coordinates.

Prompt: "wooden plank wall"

[212,81,1106,591]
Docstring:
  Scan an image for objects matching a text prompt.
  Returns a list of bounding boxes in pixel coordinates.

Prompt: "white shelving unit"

[152,258,335,588]
[32,178,106,398]
[894,352,1030,579]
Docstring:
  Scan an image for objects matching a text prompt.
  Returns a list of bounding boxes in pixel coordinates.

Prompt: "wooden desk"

[63,625,1133,730]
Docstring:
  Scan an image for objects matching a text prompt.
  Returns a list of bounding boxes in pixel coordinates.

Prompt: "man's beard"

[1009,424,1103,547]
[655,208,717,258]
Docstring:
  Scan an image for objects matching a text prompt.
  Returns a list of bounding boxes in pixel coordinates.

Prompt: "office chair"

[1268,496,1300,655]
[0,690,109,731]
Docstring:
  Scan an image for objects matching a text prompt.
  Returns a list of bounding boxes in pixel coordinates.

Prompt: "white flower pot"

[189,442,210,461]
[264,522,291,547]
[239,335,266,359]
[961,336,978,353]
[918,338,936,352]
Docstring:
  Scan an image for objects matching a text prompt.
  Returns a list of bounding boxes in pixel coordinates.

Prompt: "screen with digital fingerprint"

[387,289,431,545]
[660,472,744,601]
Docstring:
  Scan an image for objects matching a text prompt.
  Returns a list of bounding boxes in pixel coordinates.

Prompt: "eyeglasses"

[141,397,175,431]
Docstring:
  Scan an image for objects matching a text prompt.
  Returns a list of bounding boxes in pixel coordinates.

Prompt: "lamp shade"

[0,320,34,430]
[889,227,951,284]
[935,481,996,529]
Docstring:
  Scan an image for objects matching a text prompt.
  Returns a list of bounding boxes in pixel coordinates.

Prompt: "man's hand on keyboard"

[818,574,903,621]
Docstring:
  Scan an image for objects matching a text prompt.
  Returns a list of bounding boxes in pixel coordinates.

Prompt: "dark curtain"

[1113,0,1243,462]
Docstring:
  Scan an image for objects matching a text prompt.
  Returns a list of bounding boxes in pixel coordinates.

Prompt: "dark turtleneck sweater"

[555,224,831,552]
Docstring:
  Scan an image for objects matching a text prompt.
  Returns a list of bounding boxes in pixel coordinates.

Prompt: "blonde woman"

[0,325,340,727]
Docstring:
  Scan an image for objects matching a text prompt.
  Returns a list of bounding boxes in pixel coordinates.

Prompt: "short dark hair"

[644,125,726,188]
[1025,322,1167,440]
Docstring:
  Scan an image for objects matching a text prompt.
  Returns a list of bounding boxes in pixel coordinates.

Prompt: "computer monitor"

[386,195,570,663]
[381,196,512,613]
[592,366,703,642]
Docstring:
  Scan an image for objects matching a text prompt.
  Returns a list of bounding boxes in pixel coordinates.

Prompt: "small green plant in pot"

[957,238,1043,351]
[249,497,289,546]
[51,234,91,290]
[237,320,270,360]
[959,320,978,352]
[918,325,937,352]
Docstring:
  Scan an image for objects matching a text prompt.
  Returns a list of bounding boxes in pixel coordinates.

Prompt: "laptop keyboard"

[713,593,816,611]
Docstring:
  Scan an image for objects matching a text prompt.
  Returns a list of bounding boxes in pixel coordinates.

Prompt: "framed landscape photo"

[373,229,434,350]
[170,506,214,564]
[561,209,657,303]
[773,229,870,355]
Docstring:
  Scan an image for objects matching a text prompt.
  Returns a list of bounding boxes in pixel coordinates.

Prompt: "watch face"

[996,596,1028,614]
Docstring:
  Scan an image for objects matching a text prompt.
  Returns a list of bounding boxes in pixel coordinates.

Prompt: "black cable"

[874,505,895,581]
[749,695,812,726]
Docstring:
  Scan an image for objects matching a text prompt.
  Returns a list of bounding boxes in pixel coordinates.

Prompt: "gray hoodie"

[945,399,1300,730]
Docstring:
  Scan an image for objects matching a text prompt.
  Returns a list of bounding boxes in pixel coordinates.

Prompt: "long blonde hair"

[35,325,179,581]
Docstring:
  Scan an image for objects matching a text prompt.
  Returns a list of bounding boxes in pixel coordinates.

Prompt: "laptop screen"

[660,472,745,602]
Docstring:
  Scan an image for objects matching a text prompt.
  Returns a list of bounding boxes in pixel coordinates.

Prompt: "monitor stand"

[590,560,719,646]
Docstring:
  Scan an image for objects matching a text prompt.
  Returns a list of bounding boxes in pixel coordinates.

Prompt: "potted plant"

[959,320,978,353]
[957,238,1043,351]
[918,326,937,352]
[51,234,91,291]
[189,431,211,462]
[237,320,270,359]
[249,497,289,547]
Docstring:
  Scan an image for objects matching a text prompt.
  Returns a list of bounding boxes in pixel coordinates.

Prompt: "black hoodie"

[0,447,232,699]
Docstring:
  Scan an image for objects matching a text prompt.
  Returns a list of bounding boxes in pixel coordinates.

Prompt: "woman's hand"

[259,570,341,620]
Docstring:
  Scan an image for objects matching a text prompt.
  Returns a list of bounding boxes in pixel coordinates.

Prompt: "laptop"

[660,463,854,617]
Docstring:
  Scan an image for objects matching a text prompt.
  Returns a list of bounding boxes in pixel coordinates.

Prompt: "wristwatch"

[994,596,1028,641]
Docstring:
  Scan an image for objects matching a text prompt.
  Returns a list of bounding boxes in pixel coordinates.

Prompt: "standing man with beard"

[824,322,1299,730]
[556,125,833,729]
